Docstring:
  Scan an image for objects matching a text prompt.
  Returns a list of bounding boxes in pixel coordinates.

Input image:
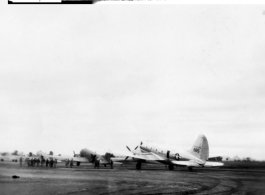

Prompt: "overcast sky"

[0,3,265,160]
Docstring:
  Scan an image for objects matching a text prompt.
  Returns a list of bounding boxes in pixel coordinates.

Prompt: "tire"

[136,162,141,170]
[168,165,174,170]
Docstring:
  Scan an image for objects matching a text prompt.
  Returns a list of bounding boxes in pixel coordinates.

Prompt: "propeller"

[126,146,131,151]
[126,145,139,152]
[125,144,140,160]
[91,154,97,163]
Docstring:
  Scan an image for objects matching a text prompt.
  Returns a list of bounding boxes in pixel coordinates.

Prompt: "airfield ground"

[0,162,265,195]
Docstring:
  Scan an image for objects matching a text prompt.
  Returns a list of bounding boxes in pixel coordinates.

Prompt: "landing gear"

[94,160,100,169]
[136,162,142,170]
[76,162,80,166]
[168,164,174,170]
[110,160,113,169]
[104,164,106,167]
[188,167,193,171]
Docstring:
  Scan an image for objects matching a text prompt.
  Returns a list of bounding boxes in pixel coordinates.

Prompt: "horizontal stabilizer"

[204,162,224,167]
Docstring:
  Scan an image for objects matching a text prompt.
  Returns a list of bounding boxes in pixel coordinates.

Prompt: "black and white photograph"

[0,1,265,194]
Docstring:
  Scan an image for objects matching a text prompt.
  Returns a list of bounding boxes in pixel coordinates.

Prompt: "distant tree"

[1,152,8,156]
[12,150,19,155]
[29,152,33,157]
[49,151,53,156]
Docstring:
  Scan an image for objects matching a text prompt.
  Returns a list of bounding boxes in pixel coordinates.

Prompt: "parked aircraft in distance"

[76,148,125,168]
[125,134,224,171]
[36,151,86,163]
[37,149,124,169]
[0,152,27,162]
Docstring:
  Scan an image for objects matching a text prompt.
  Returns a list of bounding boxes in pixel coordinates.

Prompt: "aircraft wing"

[171,161,200,167]
[70,157,89,163]
[171,161,224,167]
[204,162,224,167]
[125,151,166,161]
[37,151,88,163]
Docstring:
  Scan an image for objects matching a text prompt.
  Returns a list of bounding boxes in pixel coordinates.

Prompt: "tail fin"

[189,134,209,161]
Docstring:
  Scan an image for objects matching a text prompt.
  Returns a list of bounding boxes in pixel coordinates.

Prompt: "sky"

[0,3,265,160]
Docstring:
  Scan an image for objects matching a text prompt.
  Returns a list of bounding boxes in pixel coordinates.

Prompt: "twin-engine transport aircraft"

[37,149,123,169]
[126,134,223,171]
[36,151,88,164]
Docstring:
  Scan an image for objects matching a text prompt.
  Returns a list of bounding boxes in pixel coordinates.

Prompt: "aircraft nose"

[80,149,87,157]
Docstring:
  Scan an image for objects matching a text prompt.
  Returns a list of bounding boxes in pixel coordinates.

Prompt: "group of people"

[19,156,77,168]
[20,156,58,168]
[65,159,74,168]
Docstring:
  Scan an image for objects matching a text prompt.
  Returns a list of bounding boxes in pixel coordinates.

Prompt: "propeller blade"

[125,156,129,160]
[126,146,131,151]
[134,146,138,150]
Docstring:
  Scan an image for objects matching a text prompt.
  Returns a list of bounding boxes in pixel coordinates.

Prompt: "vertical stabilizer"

[189,134,209,161]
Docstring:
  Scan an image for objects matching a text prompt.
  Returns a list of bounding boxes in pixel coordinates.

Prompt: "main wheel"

[76,162,80,166]
[136,162,142,170]
[168,165,174,170]
[188,167,193,171]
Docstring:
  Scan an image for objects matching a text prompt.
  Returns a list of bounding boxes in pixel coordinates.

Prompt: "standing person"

[65,159,69,168]
[19,156,23,167]
[46,159,49,167]
[33,158,36,167]
[40,157,44,167]
[27,158,31,167]
[31,158,34,166]
[36,158,40,167]
[54,159,57,168]
[70,159,73,168]
[24,157,28,166]
[50,158,54,168]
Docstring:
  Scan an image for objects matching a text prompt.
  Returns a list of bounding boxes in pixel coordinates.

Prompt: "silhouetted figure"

[33,158,36,167]
[65,159,69,168]
[70,159,73,168]
[54,159,58,168]
[36,158,40,167]
[40,156,45,167]
[50,158,54,167]
[31,158,34,166]
[19,157,23,167]
[46,159,49,167]
[27,158,31,167]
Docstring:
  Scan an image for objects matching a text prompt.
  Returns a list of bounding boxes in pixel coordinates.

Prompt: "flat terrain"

[1,162,265,195]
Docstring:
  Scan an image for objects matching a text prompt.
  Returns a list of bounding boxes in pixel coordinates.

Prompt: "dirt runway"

[1,162,265,195]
